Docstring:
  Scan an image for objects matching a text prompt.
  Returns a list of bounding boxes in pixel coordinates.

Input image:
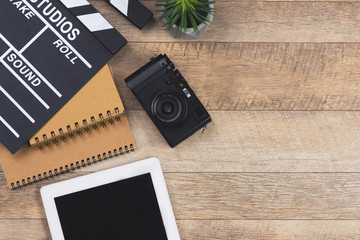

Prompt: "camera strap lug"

[202,125,207,134]
[150,54,158,60]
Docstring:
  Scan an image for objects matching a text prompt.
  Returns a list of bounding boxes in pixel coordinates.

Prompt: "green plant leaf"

[166,13,181,30]
[188,11,199,35]
[156,0,216,37]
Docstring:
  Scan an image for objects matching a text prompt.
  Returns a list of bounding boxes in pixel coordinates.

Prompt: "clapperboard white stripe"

[60,0,90,8]
[106,0,153,29]
[0,86,35,123]
[0,115,20,138]
[20,26,49,54]
[0,59,50,109]
[109,0,129,16]
[0,35,50,109]
[0,33,61,99]
[0,48,12,62]
[77,13,113,32]
[22,0,92,69]
[61,0,127,54]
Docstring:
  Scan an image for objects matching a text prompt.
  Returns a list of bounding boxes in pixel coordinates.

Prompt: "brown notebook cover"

[29,64,125,146]
[0,64,136,189]
[0,115,135,189]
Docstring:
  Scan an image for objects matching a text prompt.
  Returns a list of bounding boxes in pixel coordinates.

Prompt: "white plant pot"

[162,3,214,39]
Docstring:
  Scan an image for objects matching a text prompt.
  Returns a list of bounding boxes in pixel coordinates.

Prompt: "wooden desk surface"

[1,0,360,239]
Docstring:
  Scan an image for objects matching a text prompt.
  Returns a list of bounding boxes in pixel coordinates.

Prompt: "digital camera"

[125,54,211,147]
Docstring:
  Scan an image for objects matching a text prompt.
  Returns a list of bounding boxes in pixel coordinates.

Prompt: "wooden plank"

[0,172,359,219]
[0,219,359,240]
[110,42,360,111]
[168,173,360,219]
[85,110,360,173]
[90,1,360,42]
[2,111,360,173]
[0,219,51,240]
[178,220,360,240]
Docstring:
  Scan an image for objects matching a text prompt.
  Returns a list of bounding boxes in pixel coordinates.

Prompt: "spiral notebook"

[29,64,125,147]
[0,65,136,189]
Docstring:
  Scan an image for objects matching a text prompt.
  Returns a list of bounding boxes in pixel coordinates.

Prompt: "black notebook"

[0,0,126,153]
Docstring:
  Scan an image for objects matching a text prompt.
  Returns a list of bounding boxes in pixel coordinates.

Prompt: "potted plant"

[156,0,215,38]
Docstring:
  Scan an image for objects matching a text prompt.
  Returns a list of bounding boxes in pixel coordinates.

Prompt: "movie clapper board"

[105,0,153,29]
[0,0,126,154]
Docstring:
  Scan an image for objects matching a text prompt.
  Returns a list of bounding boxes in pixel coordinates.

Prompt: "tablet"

[41,157,181,240]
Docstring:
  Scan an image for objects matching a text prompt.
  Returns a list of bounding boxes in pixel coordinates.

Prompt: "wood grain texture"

[2,110,360,173]
[110,42,360,111]
[177,220,360,240]
[0,219,51,240]
[99,110,360,172]
[1,219,359,240]
[1,172,360,219]
[90,1,360,42]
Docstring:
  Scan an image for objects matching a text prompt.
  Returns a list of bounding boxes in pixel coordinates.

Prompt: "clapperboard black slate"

[0,0,127,154]
[105,0,153,29]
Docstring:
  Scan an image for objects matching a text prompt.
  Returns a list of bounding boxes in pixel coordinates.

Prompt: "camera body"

[125,54,211,147]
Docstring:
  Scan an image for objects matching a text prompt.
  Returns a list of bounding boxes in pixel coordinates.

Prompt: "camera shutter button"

[183,88,191,98]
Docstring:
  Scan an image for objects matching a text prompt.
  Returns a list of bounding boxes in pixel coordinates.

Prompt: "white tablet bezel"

[40,157,181,240]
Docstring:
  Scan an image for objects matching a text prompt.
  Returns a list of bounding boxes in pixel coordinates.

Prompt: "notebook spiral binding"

[32,107,125,149]
[10,143,135,189]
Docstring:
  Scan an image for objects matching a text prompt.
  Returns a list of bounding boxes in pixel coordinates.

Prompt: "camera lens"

[162,102,174,115]
[152,93,187,125]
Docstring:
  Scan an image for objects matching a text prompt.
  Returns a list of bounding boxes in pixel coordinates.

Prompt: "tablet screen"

[54,173,168,240]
